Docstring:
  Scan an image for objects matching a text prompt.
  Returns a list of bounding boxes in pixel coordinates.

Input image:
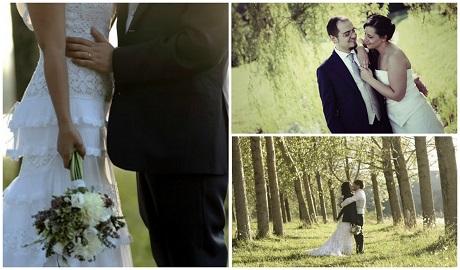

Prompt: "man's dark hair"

[354,180,364,189]
[326,16,349,37]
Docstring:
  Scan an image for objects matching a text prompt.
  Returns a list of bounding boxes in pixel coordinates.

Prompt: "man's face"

[331,20,357,52]
[351,183,358,191]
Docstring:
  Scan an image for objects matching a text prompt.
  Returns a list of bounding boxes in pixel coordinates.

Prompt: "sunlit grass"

[232,218,456,267]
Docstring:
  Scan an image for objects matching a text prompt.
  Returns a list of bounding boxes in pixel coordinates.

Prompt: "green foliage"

[232,3,456,133]
[234,136,434,223]
[232,219,456,266]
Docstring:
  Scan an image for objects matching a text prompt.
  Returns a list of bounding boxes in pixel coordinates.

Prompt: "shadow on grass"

[409,233,457,257]
[237,250,396,267]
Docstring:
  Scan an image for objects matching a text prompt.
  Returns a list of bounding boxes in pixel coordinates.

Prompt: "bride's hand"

[356,45,369,68]
[57,123,86,168]
[359,66,373,83]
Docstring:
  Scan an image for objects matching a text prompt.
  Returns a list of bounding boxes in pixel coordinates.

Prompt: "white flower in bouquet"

[72,228,106,261]
[80,192,112,226]
[52,242,65,255]
[70,192,85,208]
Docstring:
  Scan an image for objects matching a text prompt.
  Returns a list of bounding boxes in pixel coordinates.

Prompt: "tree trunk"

[371,172,384,223]
[343,138,351,181]
[327,179,337,221]
[435,137,457,240]
[265,137,283,236]
[414,136,436,228]
[303,173,317,223]
[391,137,417,228]
[232,137,251,240]
[250,137,269,238]
[285,197,292,222]
[316,171,328,223]
[280,192,287,223]
[381,137,403,225]
[312,190,318,216]
[370,148,383,223]
[277,139,312,225]
[266,183,272,222]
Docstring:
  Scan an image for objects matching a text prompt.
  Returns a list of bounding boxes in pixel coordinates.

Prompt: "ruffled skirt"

[3,96,133,266]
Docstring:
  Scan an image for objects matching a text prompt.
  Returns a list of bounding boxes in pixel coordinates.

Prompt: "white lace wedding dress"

[4,4,133,267]
[308,217,353,256]
[375,69,444,133]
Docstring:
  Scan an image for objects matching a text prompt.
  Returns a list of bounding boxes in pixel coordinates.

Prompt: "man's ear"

[329,35,338,44]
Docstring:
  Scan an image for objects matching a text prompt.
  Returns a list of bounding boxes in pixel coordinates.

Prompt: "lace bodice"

[22,3,114,99]
[8,3,115,160]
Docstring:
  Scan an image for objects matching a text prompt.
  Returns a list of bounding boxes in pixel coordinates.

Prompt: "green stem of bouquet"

[69,152,83,181]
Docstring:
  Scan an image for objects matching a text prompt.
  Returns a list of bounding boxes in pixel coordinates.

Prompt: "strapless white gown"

[3,4,133,266]
[375,69,444,133]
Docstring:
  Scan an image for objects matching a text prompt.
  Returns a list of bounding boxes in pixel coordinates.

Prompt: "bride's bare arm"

[355,45,369,68]
[359,53,407,101]
[28,4,85,167]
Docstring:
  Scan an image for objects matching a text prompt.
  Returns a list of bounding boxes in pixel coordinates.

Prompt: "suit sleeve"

[112,4,228,84]
[317,66,346,133]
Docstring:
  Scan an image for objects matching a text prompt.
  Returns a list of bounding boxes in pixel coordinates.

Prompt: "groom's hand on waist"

[66,27,114,73]
[414,77,429,97]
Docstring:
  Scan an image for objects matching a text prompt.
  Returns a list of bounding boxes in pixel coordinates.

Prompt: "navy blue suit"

[317,50,392,133]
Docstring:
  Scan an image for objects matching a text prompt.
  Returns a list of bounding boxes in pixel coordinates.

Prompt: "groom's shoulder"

[318,52,336,70]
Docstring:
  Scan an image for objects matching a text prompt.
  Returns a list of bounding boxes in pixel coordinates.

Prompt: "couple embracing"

[309,180,366,256]
[4,3,228,267]
[318,15,444,134]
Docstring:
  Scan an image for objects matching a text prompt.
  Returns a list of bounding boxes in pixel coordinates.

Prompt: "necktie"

[347,53,361,78]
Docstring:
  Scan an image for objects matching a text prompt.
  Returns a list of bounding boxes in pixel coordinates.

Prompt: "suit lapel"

[127,4,149,32]
[116,3,128,42]
[330,51,361,95]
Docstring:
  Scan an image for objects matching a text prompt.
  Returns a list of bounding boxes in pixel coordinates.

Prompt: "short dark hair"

[354,180,364,189]
[327,16,349,37]
[363,14,396,40]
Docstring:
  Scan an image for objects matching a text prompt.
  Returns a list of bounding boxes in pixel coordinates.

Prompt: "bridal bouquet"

[351,224,362,235]
[26,152,125,265]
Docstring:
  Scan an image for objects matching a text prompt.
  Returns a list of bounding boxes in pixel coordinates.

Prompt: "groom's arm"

[317,67,346,133]
[340,191,364,207]
[112,4,228,84]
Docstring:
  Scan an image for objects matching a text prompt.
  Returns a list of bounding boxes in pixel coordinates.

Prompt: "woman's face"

[363,26,387,49]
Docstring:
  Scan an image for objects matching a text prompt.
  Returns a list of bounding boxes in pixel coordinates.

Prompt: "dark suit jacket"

[317,50,392,133]
[107,4,228,174]
[337,197,357,224]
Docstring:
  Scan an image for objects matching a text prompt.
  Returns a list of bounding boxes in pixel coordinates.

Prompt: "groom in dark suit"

[66,3,228,266]
[317,16,392,133]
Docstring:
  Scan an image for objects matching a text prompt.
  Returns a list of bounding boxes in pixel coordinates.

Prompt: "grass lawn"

[232,219,457,267]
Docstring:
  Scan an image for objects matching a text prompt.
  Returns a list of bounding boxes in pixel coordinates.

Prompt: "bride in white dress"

[308,182,355,256]
[4,3,132,266]
[359,14,444,134]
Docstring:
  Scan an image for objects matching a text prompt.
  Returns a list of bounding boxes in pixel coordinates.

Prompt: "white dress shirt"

[334,48,381,124]
[125,3,139,33]
[341,189,366,215]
